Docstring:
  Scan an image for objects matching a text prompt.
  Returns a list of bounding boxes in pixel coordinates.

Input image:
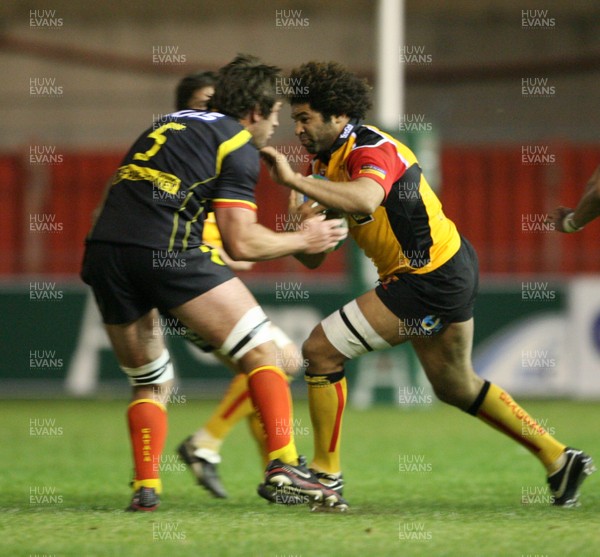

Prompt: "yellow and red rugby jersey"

[311,123,460,280]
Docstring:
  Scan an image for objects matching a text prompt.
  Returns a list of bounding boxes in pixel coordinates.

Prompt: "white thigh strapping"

[321,299,391,359]
[217,306,273,361]
[121,348,174,386]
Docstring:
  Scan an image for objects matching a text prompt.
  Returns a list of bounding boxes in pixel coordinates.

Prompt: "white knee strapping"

[321,299,391,359]
[121,348,174,386]
[217,306,273,362]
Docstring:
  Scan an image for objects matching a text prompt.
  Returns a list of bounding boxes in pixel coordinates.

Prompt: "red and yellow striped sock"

[127,399,167,493]
[247,365,298,465]
[306,370,347,475]
[194,374,254,452]
[245,372,295,467]
[469,381,566,473]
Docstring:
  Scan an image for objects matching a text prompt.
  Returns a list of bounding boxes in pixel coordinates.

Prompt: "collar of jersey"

[316,119,361,165]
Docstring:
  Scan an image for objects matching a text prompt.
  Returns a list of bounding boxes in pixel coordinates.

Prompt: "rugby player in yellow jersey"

[260,61,595,508]
[170,72,303,499]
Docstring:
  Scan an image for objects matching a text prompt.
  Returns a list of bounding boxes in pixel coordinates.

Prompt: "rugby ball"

[305,175,347,253]
[323,211,348,253]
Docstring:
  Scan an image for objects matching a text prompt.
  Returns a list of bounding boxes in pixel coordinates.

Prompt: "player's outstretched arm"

[548,165,600,232]
[214,206,347,261]
[260,146,384,215]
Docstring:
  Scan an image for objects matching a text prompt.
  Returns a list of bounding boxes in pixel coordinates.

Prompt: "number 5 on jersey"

[133,123,187,162]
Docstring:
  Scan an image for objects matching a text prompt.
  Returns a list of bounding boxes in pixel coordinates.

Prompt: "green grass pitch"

[1,399,598,557]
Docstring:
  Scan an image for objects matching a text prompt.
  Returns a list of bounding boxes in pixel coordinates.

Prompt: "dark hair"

[209,54,281,119]
[175,71,217,110]
[288,61,372,120]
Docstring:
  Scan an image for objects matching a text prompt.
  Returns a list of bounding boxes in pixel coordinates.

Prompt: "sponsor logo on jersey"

[359,164,387,180]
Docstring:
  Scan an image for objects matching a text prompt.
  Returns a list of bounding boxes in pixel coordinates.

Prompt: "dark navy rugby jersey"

[88,110,258,251]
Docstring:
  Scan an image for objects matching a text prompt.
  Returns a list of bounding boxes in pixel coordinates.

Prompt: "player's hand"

[287,190,303,215]
[260,146,298,187]
[299,213,348,254]
[546,206,574,233]
[288,191,327,228]
[215,247,255,271]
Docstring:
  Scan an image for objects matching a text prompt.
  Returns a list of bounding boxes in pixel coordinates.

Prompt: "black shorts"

[375,236,479,334]
[81,242,235,324]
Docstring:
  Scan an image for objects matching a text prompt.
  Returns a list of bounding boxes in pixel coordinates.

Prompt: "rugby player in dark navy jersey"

[81,55,348,512]
[260,61,594,508]
[167,70,304,500]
